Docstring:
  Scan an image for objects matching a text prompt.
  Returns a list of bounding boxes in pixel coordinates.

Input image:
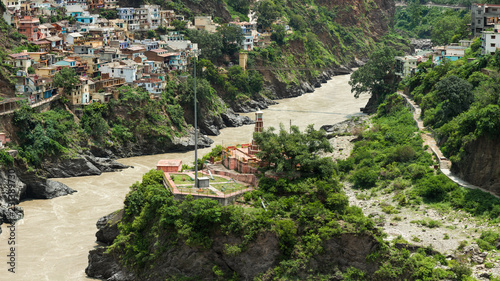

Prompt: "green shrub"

[351,167,378,189]
[477,230,500,251]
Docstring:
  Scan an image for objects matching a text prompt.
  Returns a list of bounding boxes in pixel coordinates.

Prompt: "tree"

[186,29,223,63]
[171,19,187,31]
[218,24,244,56]
[256,0,281,30]
[99,9,118,20]
[253,124,335,179]
[271,24,286,45]
[53,67,79,93]
[147,30,157,39]
[431,16,462,46]
[349,47,399,99]
[80,102,110,142]
[434,75,473,124]
[226,0,250,15]
[289,15,306,32]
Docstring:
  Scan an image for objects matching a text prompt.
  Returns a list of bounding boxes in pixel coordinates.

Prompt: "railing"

[30,93,60,108]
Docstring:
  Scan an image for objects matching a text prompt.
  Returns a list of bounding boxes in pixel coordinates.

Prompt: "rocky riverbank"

[230,67,353,113]
[321,116,500,280]
[85,209,380,281]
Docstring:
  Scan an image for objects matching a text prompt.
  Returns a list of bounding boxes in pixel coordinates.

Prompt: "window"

[478,20,481,24]
[491,43,496,47]
[493,35,496,39]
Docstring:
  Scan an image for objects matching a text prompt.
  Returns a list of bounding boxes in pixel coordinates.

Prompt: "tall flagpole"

[194,55,198,188]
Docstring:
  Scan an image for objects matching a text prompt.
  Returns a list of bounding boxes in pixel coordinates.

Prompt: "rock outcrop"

[410,38,433,50]
[95,209,123,245]
[106,127,214,158]
[321,116,369,138]
[452,135,500,196]
[86,210,381,281]
[199,105,255,136]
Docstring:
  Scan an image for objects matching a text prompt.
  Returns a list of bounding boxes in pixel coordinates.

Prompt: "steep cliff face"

[452,135,500,195]
[86,212,380,281]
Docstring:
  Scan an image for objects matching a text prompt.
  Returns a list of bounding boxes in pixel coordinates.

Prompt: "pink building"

[157,159,182,173]
[18,16,40,41]
[222,111,264,174]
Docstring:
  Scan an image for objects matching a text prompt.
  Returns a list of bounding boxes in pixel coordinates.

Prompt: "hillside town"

[1,0,287,114]
[395,3,500,78]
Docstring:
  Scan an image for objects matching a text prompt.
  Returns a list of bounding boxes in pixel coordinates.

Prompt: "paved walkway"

[397,91,499,199]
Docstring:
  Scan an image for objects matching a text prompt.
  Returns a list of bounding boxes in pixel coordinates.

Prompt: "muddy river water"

[0,73,369,280]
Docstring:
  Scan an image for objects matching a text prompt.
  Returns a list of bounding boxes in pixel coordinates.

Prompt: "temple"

[221,110,263,174]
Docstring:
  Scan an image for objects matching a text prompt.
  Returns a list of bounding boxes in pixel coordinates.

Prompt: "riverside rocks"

[200,106,254,136]
[232,67,350,113]
[95,210,122,245]
[320,116,369,138]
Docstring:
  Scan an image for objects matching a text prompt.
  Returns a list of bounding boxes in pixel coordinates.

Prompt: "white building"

[65,32,84,45]
[134,78,165,95]
[100,62,138,83]
[395,56,419,78]
[117,8,135,25]
[481,26,500,55]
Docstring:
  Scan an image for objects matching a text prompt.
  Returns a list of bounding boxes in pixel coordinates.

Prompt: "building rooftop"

[126,46,146,51]
[157,159,182,167]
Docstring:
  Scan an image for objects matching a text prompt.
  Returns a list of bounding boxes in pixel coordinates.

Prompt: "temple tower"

[249,110,263,155]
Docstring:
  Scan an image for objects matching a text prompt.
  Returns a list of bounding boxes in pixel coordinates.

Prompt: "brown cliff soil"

[452,135,500,196]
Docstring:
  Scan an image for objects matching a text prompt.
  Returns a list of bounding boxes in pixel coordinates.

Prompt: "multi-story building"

[109,40,130,49]
[395,56,419,78]
[134,6,148,27]
[145,5,160,29]
[481,25,500,55]
[35,66,58,77]
[7,50,33,72]
[100,61,138,83]
[122,46,146,59]
[192,16,219,33]
[16,74,58,103]
[133,77,165,95]
[65,32,85,45]
[471,3,500,37]
[161,31,184,41]
[159,10,176,27]
[67,76,93,104]
[18,16,40,41]
[103,0,117,9]
[136,39,158,51]
[144,48,175,65]
[433,43,467,64]
[229,21,255,51]
[87,0,104,10]
[117,8,135,25]
[66,0,87,7]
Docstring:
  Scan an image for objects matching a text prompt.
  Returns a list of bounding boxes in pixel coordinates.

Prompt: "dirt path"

[397,91,499,199]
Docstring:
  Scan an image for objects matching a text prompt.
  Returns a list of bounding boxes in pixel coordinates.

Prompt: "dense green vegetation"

[404,45,500,165]
[394,5,470,45]
[105,114,479,279]
[253,124,335,179]
[343,93,500,222]
[349,46,402,101]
